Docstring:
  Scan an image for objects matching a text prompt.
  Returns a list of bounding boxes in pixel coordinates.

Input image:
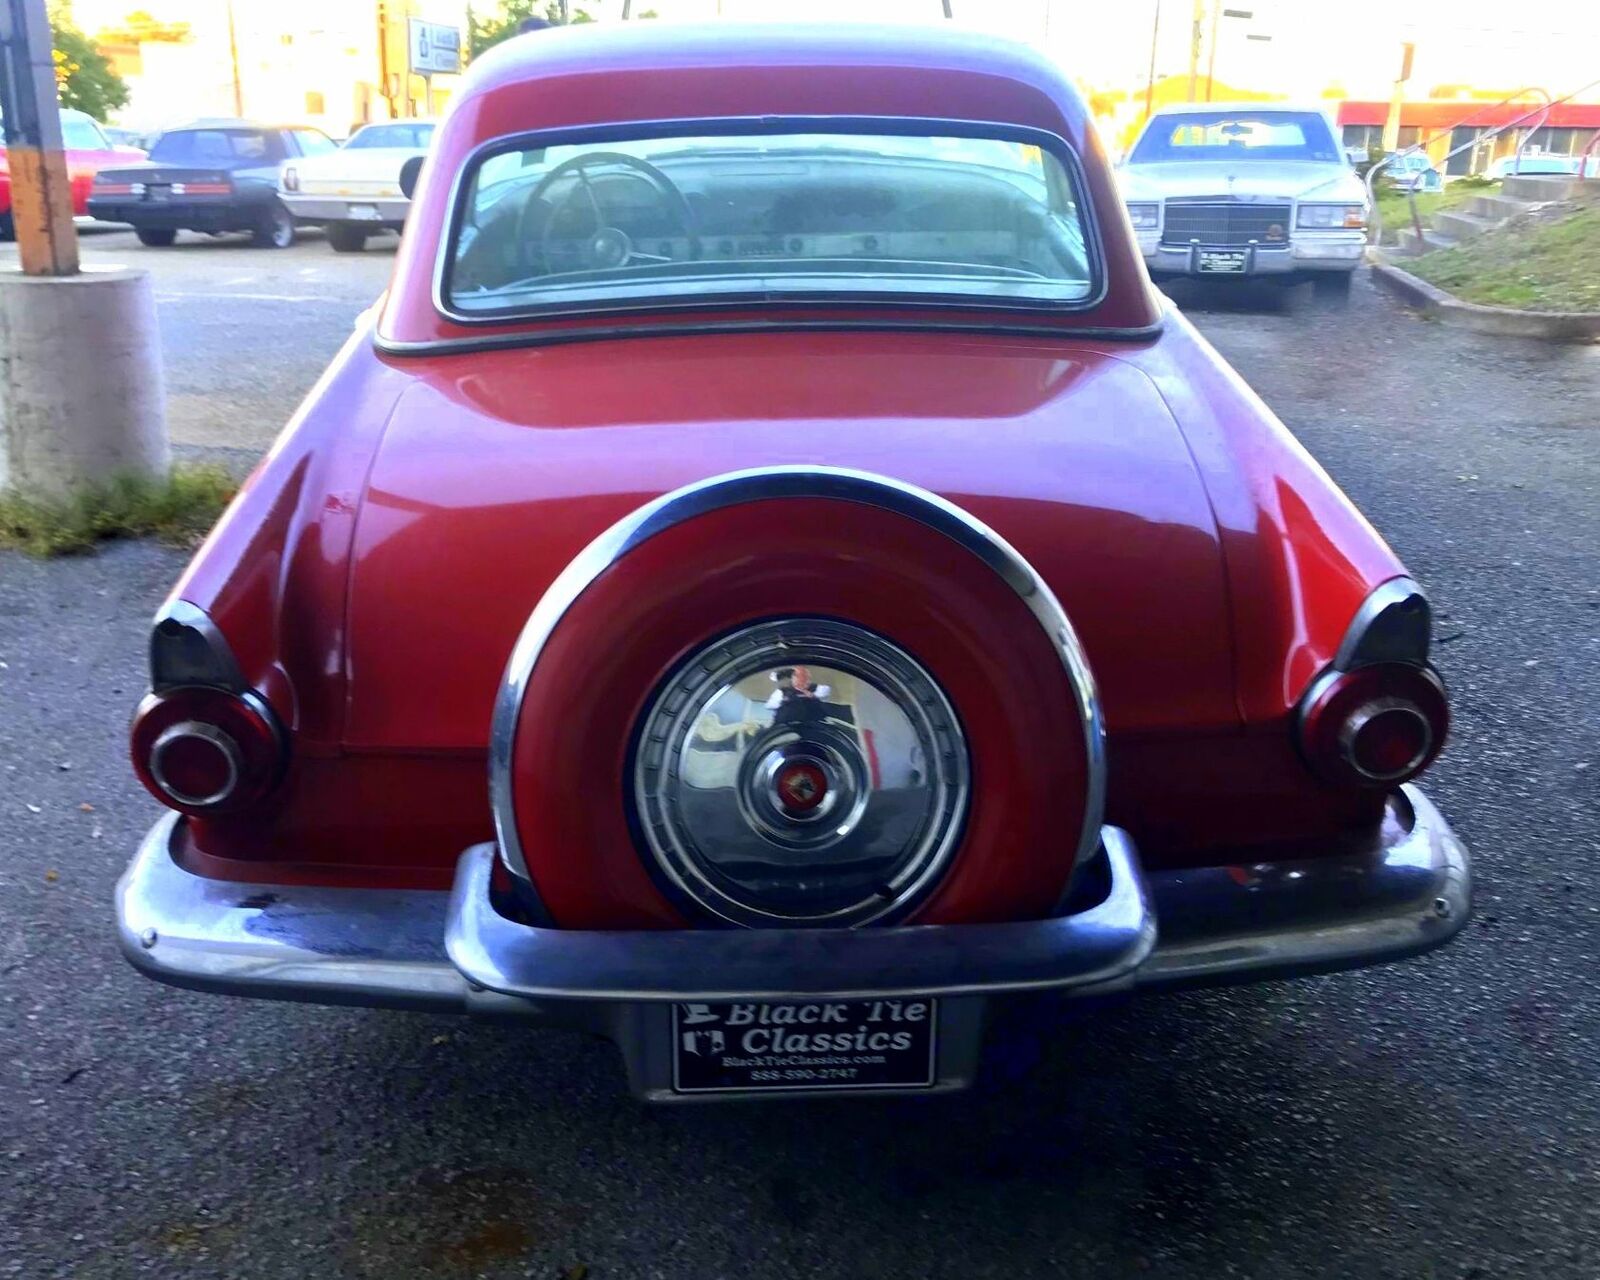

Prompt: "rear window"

[444,123,1096,319]
[1130,111,1341,164]
[347,123,435,150]
[149,129,282,164]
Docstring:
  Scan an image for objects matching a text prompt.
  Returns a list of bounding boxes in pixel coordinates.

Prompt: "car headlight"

[1126,202,1160,230]
[1297,203,1366,229]
[281,166,299,193]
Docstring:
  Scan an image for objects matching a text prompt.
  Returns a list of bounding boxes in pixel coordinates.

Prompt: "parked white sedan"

[279,120,436,252]
[1118,103,1368,301]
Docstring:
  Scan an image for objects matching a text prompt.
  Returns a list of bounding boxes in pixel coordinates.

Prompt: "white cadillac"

[1118,103,1367,301]
[278,119,436,252]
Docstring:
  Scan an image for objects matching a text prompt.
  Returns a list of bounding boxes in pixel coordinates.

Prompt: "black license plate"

[1197,249,1248,273]
[673,999,937,1093]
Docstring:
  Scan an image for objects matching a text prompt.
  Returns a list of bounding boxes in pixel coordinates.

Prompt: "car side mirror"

[399,155,425,201]
[1345,146,1368,166]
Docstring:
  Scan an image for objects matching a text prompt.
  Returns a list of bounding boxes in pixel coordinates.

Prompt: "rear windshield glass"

[445,126,1095,318]
[1130,111,1341,164]
[347,122,435,150]
[149,129,281,164]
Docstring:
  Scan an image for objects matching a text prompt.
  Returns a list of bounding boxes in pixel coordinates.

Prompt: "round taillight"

[131,687,284,815]
[151,722,241,806]
[1298,663,1448,789]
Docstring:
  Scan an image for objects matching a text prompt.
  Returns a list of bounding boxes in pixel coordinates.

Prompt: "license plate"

[348,204,381,221]
[1197,249,1248,274]
[673,998,937,1093]
[147,186,169,203]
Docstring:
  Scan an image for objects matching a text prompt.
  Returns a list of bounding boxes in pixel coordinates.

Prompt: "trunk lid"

[345,330,1237,749]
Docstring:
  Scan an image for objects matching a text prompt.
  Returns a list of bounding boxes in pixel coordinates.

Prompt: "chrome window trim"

[372,315,1166,358]
[429,114,1110,329]
[489,465,1107,912]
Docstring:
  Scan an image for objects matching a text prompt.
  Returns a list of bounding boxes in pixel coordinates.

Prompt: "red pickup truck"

[0,107,144,238]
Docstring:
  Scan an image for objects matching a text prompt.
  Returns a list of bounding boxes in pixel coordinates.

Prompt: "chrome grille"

[1160,200,1292,247]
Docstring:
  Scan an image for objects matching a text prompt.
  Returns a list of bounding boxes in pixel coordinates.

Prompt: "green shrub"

[0,465,237,556]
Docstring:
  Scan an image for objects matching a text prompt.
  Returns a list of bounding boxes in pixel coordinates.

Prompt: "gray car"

[1118,103,1368,301]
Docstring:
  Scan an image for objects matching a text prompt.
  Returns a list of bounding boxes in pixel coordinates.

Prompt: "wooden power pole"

[0,0,79,275]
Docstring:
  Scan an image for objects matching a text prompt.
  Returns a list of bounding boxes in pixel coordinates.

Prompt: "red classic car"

[115,24,1470,1100]
[0,108,144,238]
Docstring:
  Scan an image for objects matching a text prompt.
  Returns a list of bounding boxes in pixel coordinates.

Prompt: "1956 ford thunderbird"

[114,23,1470,1100]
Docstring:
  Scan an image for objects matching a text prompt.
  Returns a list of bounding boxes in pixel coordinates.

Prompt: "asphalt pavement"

[1,237,1598,1279]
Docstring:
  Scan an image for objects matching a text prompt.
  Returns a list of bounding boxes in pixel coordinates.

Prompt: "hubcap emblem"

[776,760,828,813]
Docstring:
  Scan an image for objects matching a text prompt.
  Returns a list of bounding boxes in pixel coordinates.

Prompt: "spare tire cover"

[490,468,1104,930]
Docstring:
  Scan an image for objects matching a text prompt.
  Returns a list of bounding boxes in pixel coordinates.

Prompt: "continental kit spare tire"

[489,468,1105,931]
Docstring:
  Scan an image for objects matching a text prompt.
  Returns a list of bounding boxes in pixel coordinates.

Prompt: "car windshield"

[1130,111,1342,164]
[347,122,435,150]
[445,126,1095,318]
[149,129,279,164]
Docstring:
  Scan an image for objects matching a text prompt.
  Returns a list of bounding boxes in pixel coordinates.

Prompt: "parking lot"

[2,232,1598,1278]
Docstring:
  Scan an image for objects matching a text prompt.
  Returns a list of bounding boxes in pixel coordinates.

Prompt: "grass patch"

[0,464,237,556]
[1373,178,1493,245]
[1405,194,1600,312]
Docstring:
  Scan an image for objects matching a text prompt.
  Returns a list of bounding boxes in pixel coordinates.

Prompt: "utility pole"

[942,1,954,18]
[1186,0,1205,102]
[1382,41,1414,154]
[225,0,243,116]
[1144,0,1162,122]
[0,0,78,275]
[1204,0,1220,100]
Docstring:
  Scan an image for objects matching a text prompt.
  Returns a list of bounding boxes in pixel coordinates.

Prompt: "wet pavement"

[1,260,1598,1278]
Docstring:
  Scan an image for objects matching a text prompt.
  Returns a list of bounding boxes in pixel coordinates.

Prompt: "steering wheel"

[519,151,701,275]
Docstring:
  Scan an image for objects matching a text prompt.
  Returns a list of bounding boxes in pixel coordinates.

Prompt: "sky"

[66,0,1600,103]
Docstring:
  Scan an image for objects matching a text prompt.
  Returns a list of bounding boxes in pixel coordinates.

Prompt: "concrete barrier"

[0,266,168,497]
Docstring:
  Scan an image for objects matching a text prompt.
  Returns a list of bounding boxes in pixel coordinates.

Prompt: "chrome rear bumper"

[116,786,1469,1015]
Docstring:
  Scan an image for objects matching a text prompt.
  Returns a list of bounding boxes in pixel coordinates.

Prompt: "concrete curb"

[1370,258,1600,343]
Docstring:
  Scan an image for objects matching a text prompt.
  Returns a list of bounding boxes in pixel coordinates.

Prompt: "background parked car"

[0,107,145,240]
[1118,102,1367,303]
[87,119,336,248]
[279,119,436,252]
[1383,149,1444,193]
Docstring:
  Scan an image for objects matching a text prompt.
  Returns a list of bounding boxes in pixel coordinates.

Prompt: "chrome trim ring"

[150,721,242,809]
[489,466,1107,907]
[1339,696,1434,782]
[632,619,970,928]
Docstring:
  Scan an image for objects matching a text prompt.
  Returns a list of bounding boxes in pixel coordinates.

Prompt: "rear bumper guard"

[116,786,1469,1015]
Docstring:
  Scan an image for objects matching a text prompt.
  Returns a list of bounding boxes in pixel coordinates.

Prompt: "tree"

[48,6,129,120]
[468,0,593,59]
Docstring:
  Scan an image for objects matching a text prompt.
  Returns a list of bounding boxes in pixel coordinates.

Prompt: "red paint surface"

[0,139,142,218]
[158,25,1425,909]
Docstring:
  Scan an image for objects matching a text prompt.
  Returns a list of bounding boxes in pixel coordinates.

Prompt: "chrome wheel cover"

[633,619,969,928]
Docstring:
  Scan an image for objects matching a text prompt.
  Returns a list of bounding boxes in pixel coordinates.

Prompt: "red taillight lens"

[1298,663,1448,788]
[131,686,284,814]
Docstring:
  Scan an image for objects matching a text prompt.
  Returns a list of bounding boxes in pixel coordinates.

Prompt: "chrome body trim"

[372,316,1167,359]
[488,465,1109,908]
[1136,786,1469,988]
[448,828,1152,1002]
[1335,576,1431,669]
[116,786,1470,1014]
